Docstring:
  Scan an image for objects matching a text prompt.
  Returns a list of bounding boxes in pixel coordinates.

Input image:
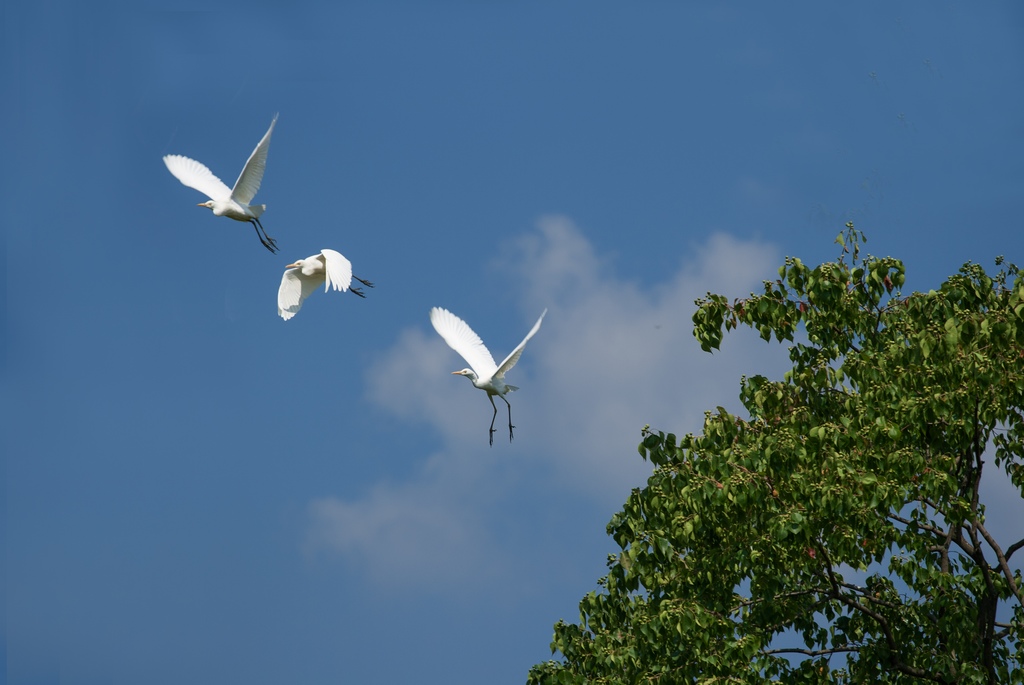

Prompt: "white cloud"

[306,217,789,588]
[499,216,787,495]
[305,482,504,588]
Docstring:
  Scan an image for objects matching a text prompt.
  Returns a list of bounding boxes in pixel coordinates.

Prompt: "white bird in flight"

[163,115,280,253]
[278,249,374,320]
[430,307,547,446]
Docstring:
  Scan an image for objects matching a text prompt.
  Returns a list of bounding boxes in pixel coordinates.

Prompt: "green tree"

[529,226,1024,684]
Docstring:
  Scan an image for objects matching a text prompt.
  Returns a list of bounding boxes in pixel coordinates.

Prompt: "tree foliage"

[529,226,1024,684]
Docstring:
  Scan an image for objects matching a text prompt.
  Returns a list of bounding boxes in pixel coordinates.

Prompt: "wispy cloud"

[305,482,503,588]
[306,216,788,588]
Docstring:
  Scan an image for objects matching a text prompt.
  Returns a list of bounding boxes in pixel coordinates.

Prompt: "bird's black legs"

[250,218,279,253]
[500,394,515,443]
[487,395,499,446]
[485,394,515,446]
[254,217,278,252]
[349,275,375,298]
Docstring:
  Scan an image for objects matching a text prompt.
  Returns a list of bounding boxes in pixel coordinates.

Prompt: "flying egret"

[278,249,374,320]
[430,307,547,446]
[163,115,280,253]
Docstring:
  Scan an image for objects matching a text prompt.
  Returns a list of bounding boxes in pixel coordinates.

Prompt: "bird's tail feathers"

[250,204,266,217]
[505,384,520,393]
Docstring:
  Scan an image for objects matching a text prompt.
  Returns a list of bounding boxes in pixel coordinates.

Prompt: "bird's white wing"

[277,267,322,321]
[495,309,547,377]
[231,114,277,204]
[320,249,354,293]
[430,307,498,378]
[163,154,232,201]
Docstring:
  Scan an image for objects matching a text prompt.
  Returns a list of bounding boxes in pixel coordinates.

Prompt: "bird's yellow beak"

[451,371,463,375]
[196,202,206,207]
[285,262,300,269]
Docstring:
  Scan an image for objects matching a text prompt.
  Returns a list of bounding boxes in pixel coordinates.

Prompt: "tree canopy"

[529,227,1024,684]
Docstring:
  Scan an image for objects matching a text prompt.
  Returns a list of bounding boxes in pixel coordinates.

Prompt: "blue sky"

[5,2,1023,683]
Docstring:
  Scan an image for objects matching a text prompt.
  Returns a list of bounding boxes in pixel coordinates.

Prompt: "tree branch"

[905,499,979,561]
[836,582,903,610]
[736,588,821,608]
[888,512,948,539]
[975,520,1024,606]
[970,399,999,685]
[763,646,860,657]
[816,544,947,683]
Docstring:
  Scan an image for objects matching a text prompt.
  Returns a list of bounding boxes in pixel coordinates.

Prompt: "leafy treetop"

[529,225,1024,684]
